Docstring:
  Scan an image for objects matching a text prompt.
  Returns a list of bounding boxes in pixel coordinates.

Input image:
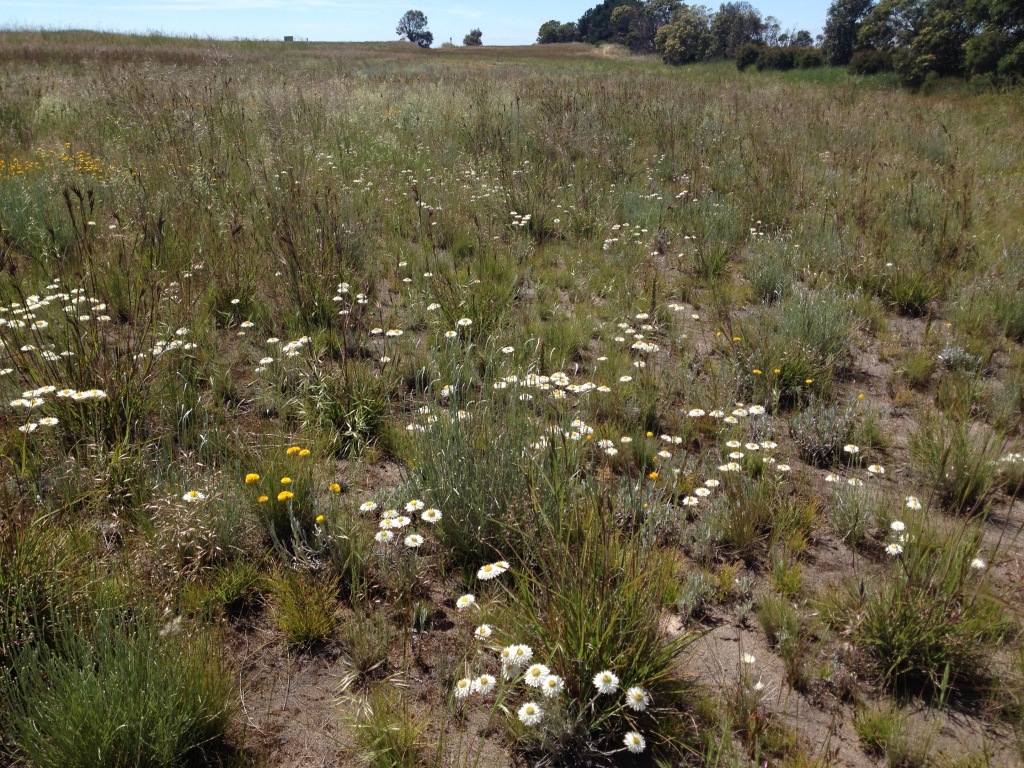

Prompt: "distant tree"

[610,4,659,50]
[964,0,1024,78]
[537,19,582,43]
[601,1,686,51]
[463,28,483,45]
[578,0,642,44]
[648,0,685,25]
[396,10,433,48]
[655,4,713,63]
[708,2,765,59]
[792,29,815,46]
[858,0,974,85]
[822,0,875,65]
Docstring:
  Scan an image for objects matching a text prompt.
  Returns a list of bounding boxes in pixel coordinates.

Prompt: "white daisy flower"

[523,664,550,687]
[541,674,564,697]
[624,686,650,711]
[517,701,543,726]
[623,731,646,753]
[592,670,619,694]
[454,678,473,699]
[473,674,496,695]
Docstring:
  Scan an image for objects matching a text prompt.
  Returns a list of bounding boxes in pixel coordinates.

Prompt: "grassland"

[1,29,1024,767]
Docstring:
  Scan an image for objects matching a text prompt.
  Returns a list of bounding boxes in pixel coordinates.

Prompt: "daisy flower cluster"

[9,384,107,434]
[686,402,767,425]
[366,497,443,548]
[0,283,110,332]
[822,446,885,487]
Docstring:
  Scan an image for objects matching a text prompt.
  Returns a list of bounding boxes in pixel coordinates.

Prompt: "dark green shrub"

[796,48,825,68]
[757,47,795,71]
[736,42,763,71]
[848,49,894,75]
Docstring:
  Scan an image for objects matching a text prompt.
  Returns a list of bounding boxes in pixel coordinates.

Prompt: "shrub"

[756,47,795,72]
[848,49,894,75]
[795,48,825,68]
[789,398,858,468]
[736,42,764,71]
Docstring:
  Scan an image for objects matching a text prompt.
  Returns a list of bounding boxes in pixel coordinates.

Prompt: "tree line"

[537,0,1022,85]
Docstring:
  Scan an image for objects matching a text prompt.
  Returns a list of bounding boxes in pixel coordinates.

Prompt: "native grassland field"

[1,29,1024,767]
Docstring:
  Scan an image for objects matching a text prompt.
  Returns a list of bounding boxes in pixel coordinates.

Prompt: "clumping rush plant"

[0,595,236,768]
[835,509,1010,699]
[443,503,699,764]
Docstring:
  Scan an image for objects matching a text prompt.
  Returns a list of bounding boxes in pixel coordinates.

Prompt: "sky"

[0,1,828,47]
